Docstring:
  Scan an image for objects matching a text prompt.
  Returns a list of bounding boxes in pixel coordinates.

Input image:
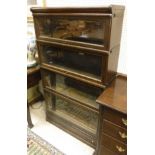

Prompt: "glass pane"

[40,45,102,80]
[36,16,105,45]
[45,91,98,134]
[42,71,102,109]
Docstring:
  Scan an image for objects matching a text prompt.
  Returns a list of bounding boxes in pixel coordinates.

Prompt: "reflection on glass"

[37,17,105,45]
[41,45,102,80]
[56,96,98,133]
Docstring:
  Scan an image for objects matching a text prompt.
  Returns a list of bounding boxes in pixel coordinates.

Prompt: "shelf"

[45,63,101,81]
[41,64,106,89]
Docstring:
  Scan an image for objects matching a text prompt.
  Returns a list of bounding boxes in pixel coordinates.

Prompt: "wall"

[36,0,127,74]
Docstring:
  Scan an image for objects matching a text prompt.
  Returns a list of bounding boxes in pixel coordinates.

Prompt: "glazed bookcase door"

[33,15,111,50]
[41,69,103,111]
[37,42,108,85]
[45,90,98,133]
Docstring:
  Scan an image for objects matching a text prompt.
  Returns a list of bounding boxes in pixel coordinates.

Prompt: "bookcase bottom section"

[46,110,97,148]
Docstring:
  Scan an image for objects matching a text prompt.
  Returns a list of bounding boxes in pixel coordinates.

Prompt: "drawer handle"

[116,145,125,152]
[122,118,127,126]
[118,131,127,139]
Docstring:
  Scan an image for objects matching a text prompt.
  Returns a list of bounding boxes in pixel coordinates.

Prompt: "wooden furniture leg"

[27,65,42,128]
[27,101,33,128]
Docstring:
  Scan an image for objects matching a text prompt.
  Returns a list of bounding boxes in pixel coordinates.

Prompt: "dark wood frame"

[27,66,43,128]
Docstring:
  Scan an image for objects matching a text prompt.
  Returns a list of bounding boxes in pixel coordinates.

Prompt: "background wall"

[35,0,127,74]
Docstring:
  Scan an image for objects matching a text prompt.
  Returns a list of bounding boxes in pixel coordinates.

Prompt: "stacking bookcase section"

[32,9,112,51]
[37,41,109,87]
[34,16,106,47]
[41,69,103,111]
[31,6,124,51]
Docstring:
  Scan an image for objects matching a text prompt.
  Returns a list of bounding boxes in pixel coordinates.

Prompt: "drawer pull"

[116,145,125,152]
[122,118,127,126]
[119,131,127,139]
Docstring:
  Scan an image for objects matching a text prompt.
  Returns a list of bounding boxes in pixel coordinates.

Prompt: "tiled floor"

[29,101,95,155]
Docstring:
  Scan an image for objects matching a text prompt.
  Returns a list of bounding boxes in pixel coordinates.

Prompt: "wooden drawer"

[103,107,127,129]
[101,133,127,155]
[99,145,117,155]
[102,119,127,144]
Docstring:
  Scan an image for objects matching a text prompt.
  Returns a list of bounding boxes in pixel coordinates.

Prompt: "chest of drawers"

[31,5,125,151]
[96,75,127,155]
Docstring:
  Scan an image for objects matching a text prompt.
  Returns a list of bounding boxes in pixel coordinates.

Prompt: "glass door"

[38,43,106,82]
[35,16,106,47]
[41,70,103,110]
[44,90,99,135]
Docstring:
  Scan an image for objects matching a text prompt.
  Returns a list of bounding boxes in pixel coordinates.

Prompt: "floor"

[29,101,95,155]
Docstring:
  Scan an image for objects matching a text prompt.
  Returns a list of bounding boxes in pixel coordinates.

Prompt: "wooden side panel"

[110,8,125,50]
[95,106,104,155]
[105,45,120,85]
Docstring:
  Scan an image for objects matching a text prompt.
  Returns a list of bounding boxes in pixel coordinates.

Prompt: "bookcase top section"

[96,75,127,114]
[31,5,125,14]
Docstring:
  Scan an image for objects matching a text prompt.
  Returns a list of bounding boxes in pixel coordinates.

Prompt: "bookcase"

[31,5,125,153]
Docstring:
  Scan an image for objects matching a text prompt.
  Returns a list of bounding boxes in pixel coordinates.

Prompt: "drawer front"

[33,15,110,50]
[101,133,127,155]
[99,145,117,155]
[103,107,127,129]
[102,120,127,144]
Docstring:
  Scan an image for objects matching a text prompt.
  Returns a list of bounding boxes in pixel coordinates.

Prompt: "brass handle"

[116,145,125,152]
[122,118,127,126]
[119,131,127,139]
